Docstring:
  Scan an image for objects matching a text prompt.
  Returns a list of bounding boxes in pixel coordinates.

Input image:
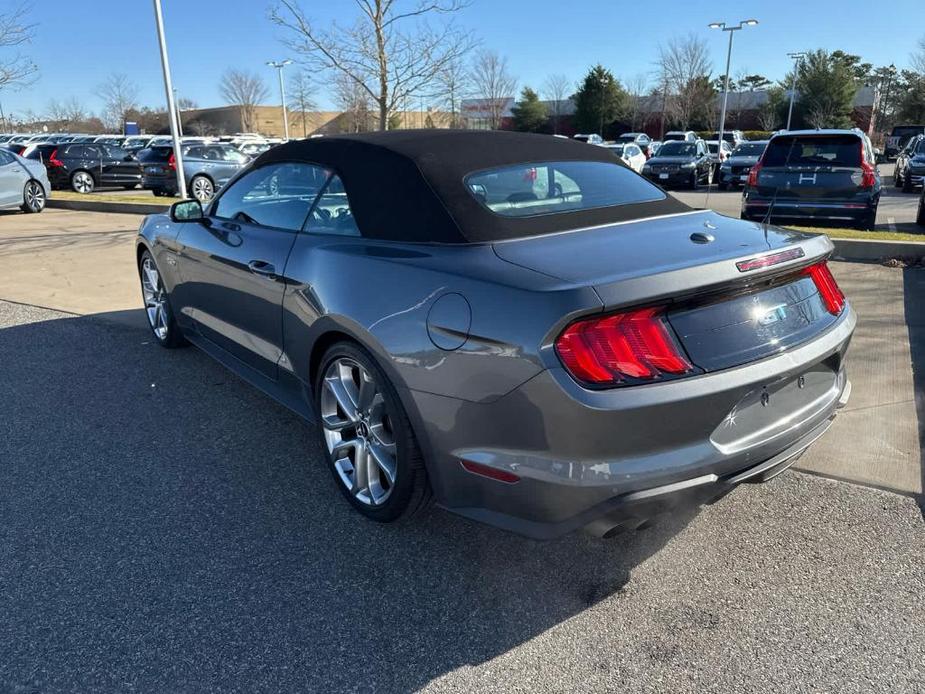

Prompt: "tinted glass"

[658,142,696,156]
[213,162,327,231]
[763,135,862,167]
[893,126,925,138]
[105,147,130,160]
[220,146,248,164]
[25,145,55,161]
[915,140,925,155]
[136,147,171,162]
[465,160,665,218]
[733,143,766,156]
[0,149,13,165]
[305,175,361,237]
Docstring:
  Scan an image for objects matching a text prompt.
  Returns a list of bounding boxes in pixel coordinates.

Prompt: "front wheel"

[138,250,187,348]
[21,180,46,213]
[916,194,925,227]
[856,209,877,231]
[190,175,214,203]
[903,176,914,193]
[315,341,430,522]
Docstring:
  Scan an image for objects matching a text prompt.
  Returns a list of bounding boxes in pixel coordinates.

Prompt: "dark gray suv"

[139,144,249,202]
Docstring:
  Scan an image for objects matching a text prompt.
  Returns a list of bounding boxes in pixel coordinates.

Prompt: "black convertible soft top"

[255,130,689,244]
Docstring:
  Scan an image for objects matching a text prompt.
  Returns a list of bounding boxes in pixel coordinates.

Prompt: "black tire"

[20,180,46,213]
[687,171,697,190]
[856,209,877,231]
[916,194,925,227]
[718,181,728,191]
[894,169,904,189]
[903,175,914,194]
[189,175,214,203]
[138,250,187,349]
[314,341,431,523]
[70,170,95,194]
[123,184,138,190]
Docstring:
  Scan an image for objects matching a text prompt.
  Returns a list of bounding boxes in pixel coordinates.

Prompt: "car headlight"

[681,162,696,169]
[642,164,651,172]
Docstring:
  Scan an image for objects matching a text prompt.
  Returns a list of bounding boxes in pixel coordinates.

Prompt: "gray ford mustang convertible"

[136,130,854,539]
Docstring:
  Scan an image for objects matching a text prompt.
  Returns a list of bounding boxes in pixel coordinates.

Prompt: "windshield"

[763,135,862,167]
[615,136,635,143]
[657,142,696,156]
[915,140,925,155]
[465,160,665,218]
[733,143,766,156]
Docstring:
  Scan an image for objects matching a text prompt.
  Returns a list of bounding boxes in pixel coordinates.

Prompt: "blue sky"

[2,0,923,120]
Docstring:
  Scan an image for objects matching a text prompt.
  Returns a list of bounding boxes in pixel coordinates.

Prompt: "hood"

[646,155,696,165]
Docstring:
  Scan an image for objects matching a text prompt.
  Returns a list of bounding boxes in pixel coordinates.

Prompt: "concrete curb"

[829,237,925,262]
[47,198,169,216]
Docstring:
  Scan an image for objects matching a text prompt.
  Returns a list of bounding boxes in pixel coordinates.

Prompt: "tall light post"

[152,0,186,199]
[785,52,806,131]
[709,19,758,150]
[267,59,292,140]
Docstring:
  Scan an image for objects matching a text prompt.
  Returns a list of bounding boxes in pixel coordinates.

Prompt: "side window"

[106,146,129,160]
[186,146,204,159]
[304,175,361,237]
[0,149,13,165]
[212,162,327,231]
[85,145,102,159]
[65,145,84,158]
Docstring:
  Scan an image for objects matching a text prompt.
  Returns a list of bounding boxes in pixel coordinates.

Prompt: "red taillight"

[556,307,692,386]
[48,148,64,168]
[167,152,176,171]
[803,262,845,315]
[460,459,520,484]
[747,160,763,187]
[859,143,876,189]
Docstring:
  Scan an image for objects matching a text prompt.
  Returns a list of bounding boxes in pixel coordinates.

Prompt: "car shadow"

[0,307,702,692]
[902,268,925,515]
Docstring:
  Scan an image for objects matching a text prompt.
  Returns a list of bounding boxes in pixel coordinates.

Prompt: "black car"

[896,136,925,193]
[741,130,881,230]
[885,124,925,159]
[918,185,925,227]
[641,139,713,188]
[32,143,143,193]
[718,140,768,190]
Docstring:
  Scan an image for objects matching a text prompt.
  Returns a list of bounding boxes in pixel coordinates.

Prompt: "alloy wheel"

[191,177,214,203]
[320,357,398,506]
[140,257,169,341]
[24,181,45,212]
[72,171,93,194]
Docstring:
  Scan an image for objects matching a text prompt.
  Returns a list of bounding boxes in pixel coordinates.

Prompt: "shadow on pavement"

[0,307,700,692]
[903,268,925,514]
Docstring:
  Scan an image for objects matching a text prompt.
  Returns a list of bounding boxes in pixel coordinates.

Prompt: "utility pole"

[709,19,759,148]
[267,60,292,140]
[152,0,186,199]
[786,52,806,131]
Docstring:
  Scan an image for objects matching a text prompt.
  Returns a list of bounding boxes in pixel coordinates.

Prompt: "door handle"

[248,260,277,280]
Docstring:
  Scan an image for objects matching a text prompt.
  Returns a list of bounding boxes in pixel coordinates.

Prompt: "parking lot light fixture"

[267,60,293,141]
[786,52,807,131]
[152,0,186,199]
[710,19,759,155]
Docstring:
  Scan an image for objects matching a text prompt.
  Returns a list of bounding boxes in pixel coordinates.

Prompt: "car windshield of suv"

[762,135,862,167]
[465,160,665,218]
[658,142,696,156]
[615,136,635,143]
[733,143,766,156]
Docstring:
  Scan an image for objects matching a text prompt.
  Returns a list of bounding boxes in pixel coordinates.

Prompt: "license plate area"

[659,173,669,179]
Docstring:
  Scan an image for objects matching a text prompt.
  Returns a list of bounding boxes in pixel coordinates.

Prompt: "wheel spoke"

[368,441,396,486]
[356,369,376,412]
[321,412,353,432]
[351,442,370,495]
[324,374,359,420]
[332,437,360,458]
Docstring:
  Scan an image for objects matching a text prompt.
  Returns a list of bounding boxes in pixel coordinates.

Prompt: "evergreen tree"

[573,65,629,136]
[511,87,548,132]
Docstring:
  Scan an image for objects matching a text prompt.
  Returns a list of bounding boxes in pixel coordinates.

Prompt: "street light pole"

[152,0,186,199]
[709,20,758,152]
[267,60,292,140]
[786,52,806,131]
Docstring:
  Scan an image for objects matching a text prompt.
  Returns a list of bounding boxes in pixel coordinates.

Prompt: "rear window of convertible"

[464,160,665,218]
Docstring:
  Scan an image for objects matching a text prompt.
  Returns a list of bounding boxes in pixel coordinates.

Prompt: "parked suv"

[885,124,925,159]
[37,143,142,193]
[718,140,768,190]
[641,138,713,188]
[710,130,745,146]
[662,131,697,143]
[741,129,880,230]
[139,144,249,202]
[572,133,604,145]
[896,136,925,192]
[615,132,653,155]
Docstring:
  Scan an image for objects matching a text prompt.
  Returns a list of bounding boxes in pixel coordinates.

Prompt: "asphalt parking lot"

[1,207,924,692]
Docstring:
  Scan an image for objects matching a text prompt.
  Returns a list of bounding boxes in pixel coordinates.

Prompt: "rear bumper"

[407,307,855,539]
[742,197,876,223]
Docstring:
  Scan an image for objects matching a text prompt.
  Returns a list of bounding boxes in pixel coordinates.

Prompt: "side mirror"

[169,199,204,223]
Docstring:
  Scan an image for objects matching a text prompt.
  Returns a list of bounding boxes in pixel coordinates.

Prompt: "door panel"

[0,151,22,206]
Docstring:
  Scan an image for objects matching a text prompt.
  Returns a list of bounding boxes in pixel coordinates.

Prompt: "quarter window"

[213,162,329,231]
[0,149,14,165]
[304,175,361,237]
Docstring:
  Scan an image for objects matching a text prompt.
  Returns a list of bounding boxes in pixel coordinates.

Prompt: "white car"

[604,143,646,172]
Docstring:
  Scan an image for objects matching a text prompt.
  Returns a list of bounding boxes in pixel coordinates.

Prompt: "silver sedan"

[0,147,50,213]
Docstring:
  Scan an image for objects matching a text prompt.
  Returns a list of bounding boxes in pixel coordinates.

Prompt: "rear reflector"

[736,247,805,272]
[556,307,692,386]
[803,262,845,315]
[460,460,520,484]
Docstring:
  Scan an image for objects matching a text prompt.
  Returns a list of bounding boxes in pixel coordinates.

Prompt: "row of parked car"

[0,133,284,202]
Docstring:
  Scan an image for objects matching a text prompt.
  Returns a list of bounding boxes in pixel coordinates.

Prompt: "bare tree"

[271,0,476,131]
[542,73,571,134]
[436,57,469,128]
[219,69,270,132]
[65,96,86,124]
[45,99,69,129]
[625,73,649,131]
[176,97,198,111]
[0,3,37,91]
[334,72,374,133]
[912,35,925,74]
[470,49,516,129]
[287,71,316,137]
[656,34,713,129]
[95,73,139,131]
